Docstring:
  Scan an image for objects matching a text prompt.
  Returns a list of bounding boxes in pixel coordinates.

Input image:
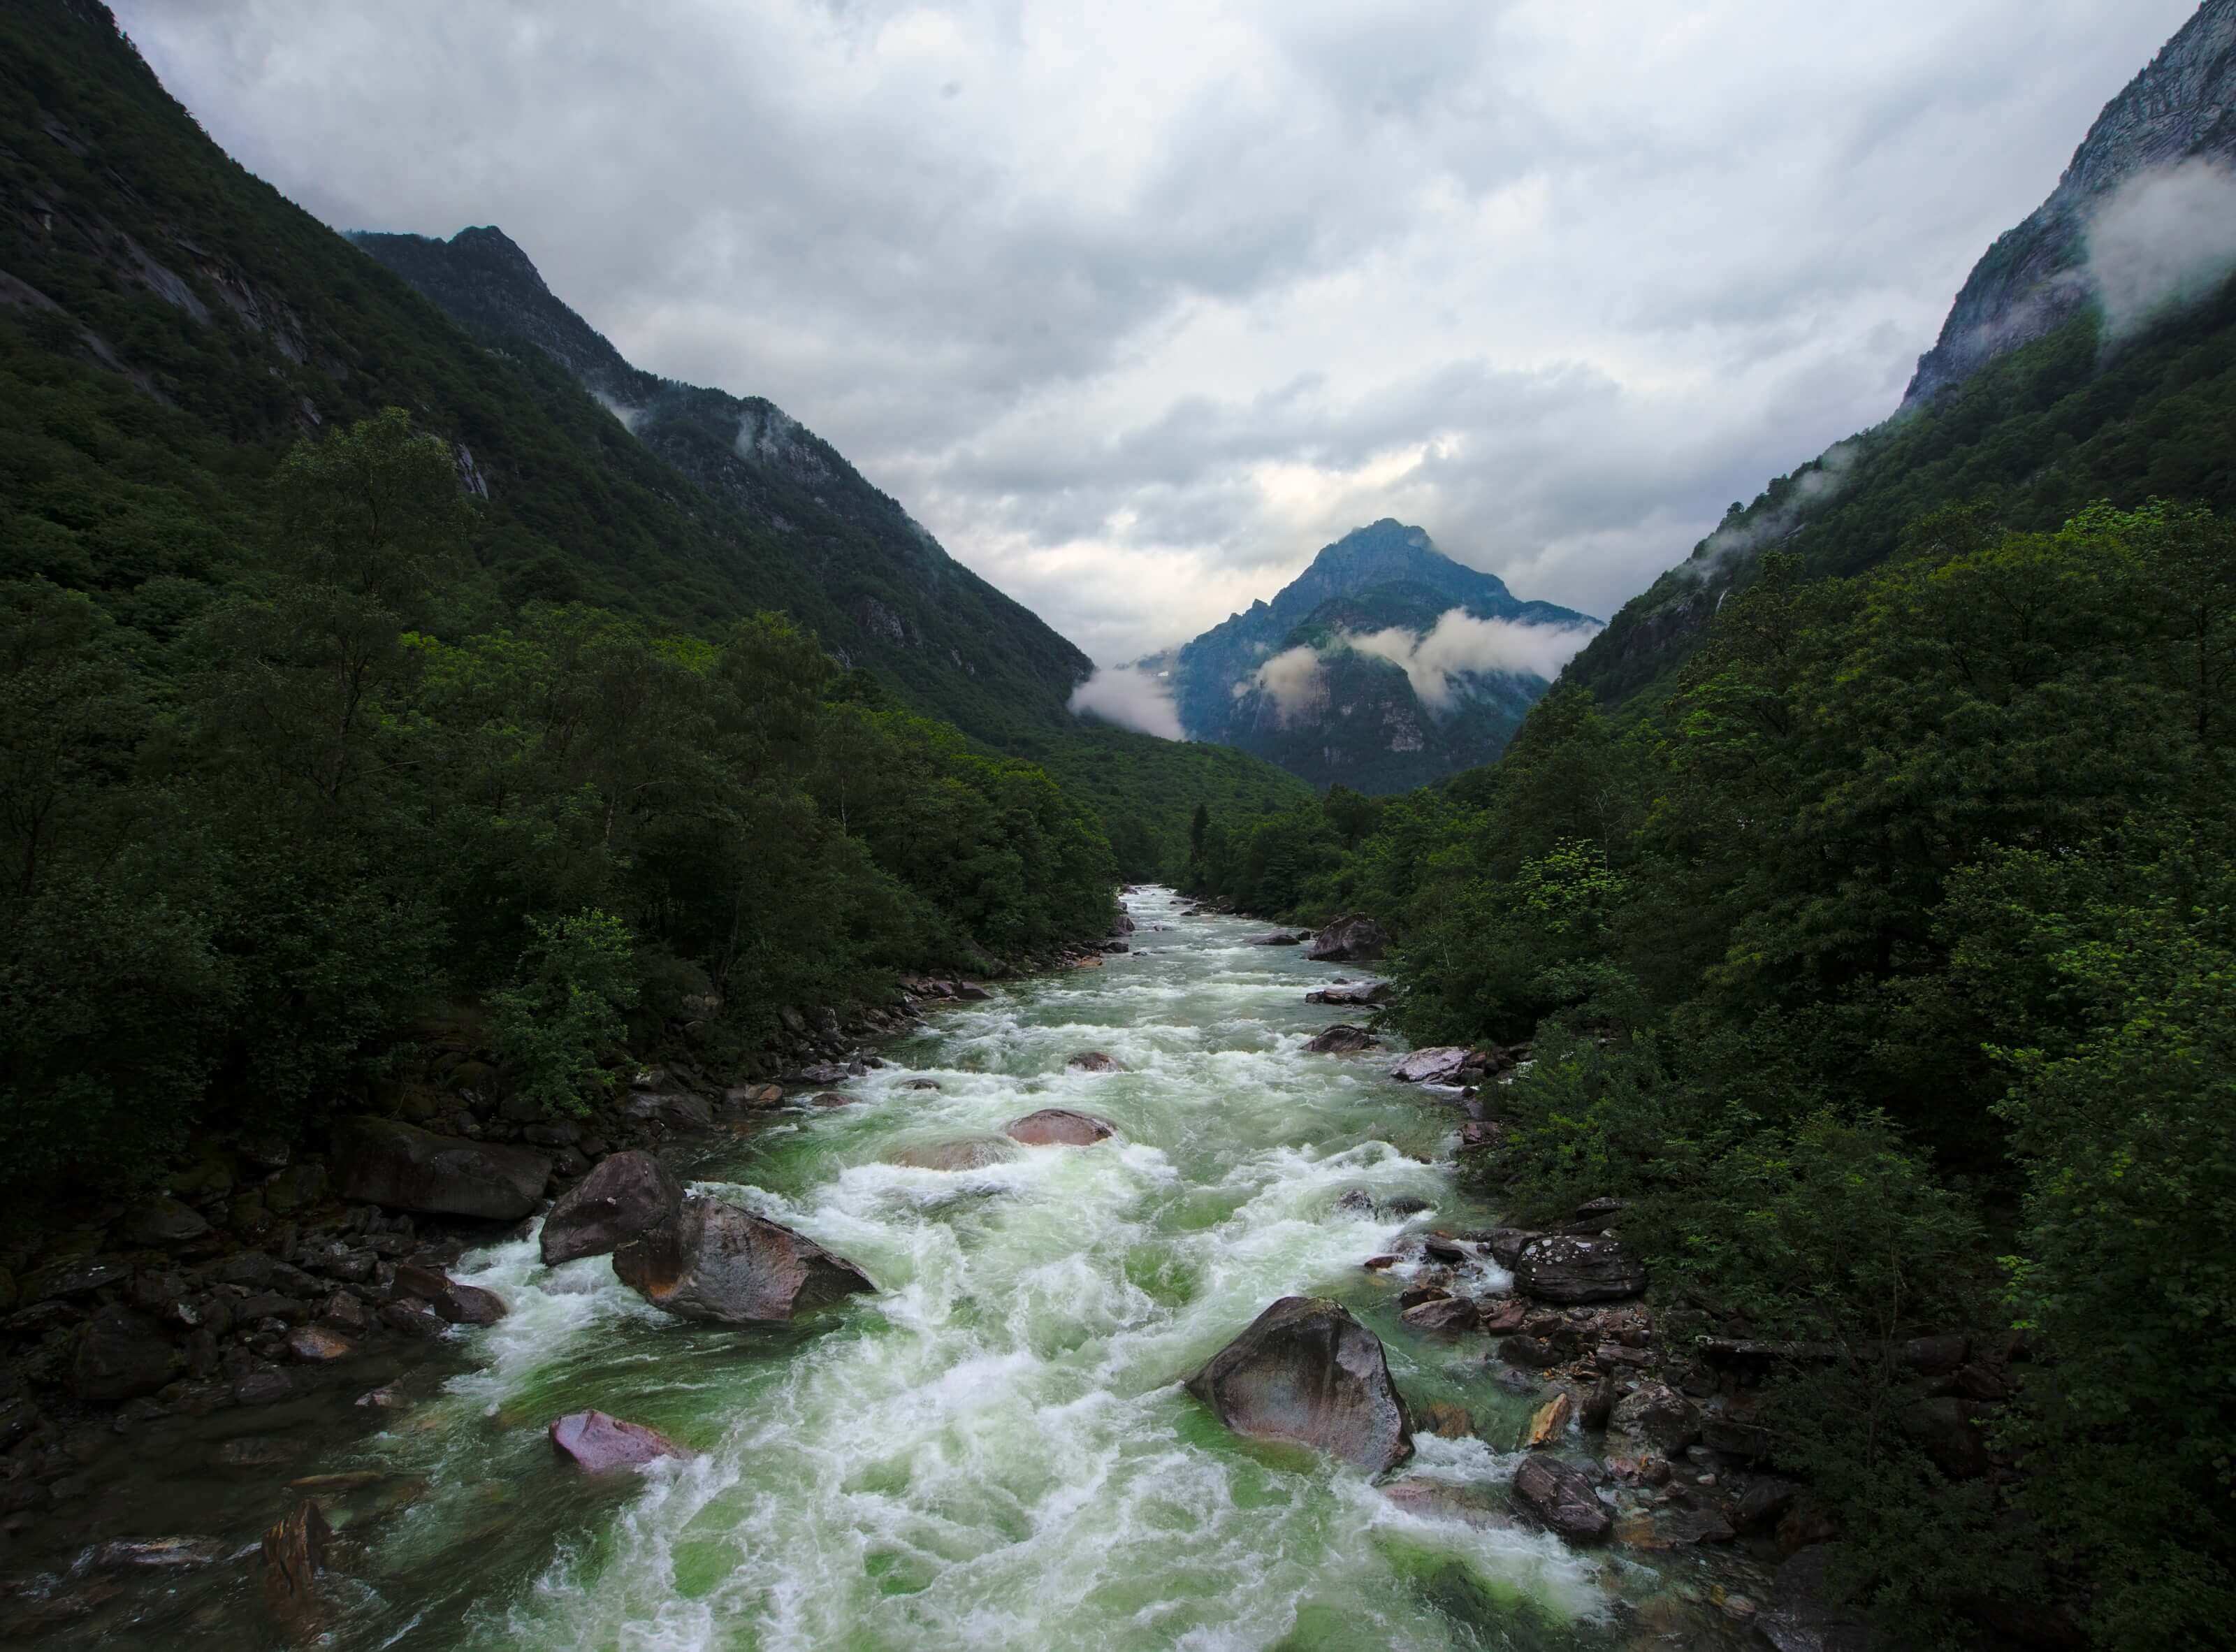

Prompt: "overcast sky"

[118,0,2195,663]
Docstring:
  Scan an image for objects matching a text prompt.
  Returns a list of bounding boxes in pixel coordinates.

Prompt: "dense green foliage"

[1197,502,2236,1646]
[0,412,1117,1194]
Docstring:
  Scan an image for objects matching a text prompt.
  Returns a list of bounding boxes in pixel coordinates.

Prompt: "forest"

[1189,498,2235,1646]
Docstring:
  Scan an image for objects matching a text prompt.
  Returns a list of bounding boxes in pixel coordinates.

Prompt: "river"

[73,888,1755,1649]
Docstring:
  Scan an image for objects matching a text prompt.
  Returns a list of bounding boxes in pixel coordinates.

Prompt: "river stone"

[1400,1296,1481,1337]
[1066,1051,1125,1072]
[549,1410,686,1472]
[1186,1296,1413,1472]
[393,1262,508,1324]
[540,1151,681,1266]
[331,1117,553,1221]
[1609,1382,1699,1454]
[1525,1391,1574,1448]
[1305,1024,1380,1055]
[614,1196,874,1324]
[1005,1109,1118,1147]
[285,1326,354,1363]
[1306,914,1390,962]
[1513,1235,1647,1304]
[1388,1047,1470,1085]
[1306,981,1393,1006]
[73,1307,181,1402]
[261,1500,332,1639]
[886,1137,1017,1171]
[93,1537,228,1570]
[1511,1454,1610,1543]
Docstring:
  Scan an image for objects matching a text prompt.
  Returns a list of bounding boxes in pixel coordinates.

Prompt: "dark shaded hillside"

[354,226,1096,744]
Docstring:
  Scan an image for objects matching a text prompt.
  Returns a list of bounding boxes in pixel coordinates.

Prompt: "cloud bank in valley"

[1068,666,1184,740]
[114,0,2197,664]
[1246,610,1601,725]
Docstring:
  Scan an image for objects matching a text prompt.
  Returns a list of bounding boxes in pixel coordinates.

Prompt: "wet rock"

[1385,1196,1432,1218]
[1004,1109,1118,1147]
[1498,1335,1563,1370]
[331,1117,553,1221]
[1511,1455,1610,1543]
[1361,1254,1401,1271]
[1186,1296,1412,1473]
[885,1137,1017,1171]
[1492,1366,1542,1396]
[624,1091,713,1131]
[219,1436,308,1470]
[122,1197,211,1246]
[379,1298,444,1338]
[900,1078,942,1092]
[1305,914,1389,962]
[94,1535,228,1570]
[1524,1391,1573,1448]
[540,1151,681,1267]
[1246,931,1307,945]
[952,982,992,1001]
[261,1500,333,1640]
[1760,1544,1879,1652]
[1304,1024,1380,1055]
[393,1263,507,1326]
[1513,1235,1646,1304]
[724,1084,786,1111]
[1400,1296,1481,1337]
[1616,1505,1736,1550]
[809,1092,853,1108]
[1417,1400,1474,1439]
[1479,1298,1529,1335]
[1899,1396,1994,1479]
[1333,1189,1377,1217]
[1475,1228,1540,1267]
[233,1368,296,1406]
[284,1326,354,1363]
[548,1409,687,1472]
[614,1196,874,1324]
[1305,982,1393,1006]
[1609,1382,1700,1455]
[73,1307,181,1402]
[1388,1047,1469,1085]
[1066,1051,1125,1072]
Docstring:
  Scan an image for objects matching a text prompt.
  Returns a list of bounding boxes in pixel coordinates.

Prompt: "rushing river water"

[57,889,1756,1650]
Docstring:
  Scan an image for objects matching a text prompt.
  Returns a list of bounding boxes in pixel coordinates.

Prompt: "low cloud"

[1682,438,1863,578]
[1249,644,1328,725]
[1346,610,1602,709]
[2087,159,2236,338]
[1068,665,1184,740]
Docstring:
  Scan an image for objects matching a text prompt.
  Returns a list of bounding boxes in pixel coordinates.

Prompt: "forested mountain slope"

[353,225,1095,743]
[1562,0,2236,711]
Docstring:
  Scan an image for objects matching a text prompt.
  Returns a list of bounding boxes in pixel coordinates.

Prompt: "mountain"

[1905,1,2236,406]
[1561,0,2236,713]
[351,226,1092,744]
[1134,520,1598,793]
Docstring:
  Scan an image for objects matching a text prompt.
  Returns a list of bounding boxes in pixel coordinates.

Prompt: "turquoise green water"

[307,890,1697,1649]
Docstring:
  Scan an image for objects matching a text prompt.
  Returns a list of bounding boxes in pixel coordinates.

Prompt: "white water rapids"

[290,889,1709,1650]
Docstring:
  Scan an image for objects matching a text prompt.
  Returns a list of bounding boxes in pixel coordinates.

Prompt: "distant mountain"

[1561,0,2236,713]
[351,225,1091,744]
[1133,521,1597,793]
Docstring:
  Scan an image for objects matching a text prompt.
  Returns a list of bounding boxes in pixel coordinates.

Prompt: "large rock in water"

[1185,1296,1413,1472]
[613,1196,873,1324]
[1005,1109,1117,1147]
[1305,1024,1380,1055]
[548,1410,686,1472]
[1306,915,1389,962]
[885,1137,1017,1171]
[1513,1235,1647,1304]
[1388,1047,1469,1085]
[1511,1454,1611,1543]
[331,1117,552,1220]
[540,1151,682,1266]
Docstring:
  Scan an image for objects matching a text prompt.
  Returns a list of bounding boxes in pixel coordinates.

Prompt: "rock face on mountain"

[1132,521,1596,793]
[351,226,1093,743]
[1904,1,2236,407]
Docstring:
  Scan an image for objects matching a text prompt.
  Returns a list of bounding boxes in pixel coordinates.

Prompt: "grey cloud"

[116,0,2201,666]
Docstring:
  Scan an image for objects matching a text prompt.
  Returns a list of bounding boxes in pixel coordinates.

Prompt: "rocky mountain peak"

[1903,0,2236,405]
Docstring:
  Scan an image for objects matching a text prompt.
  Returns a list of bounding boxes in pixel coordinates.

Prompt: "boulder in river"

[331,1117,553,1221]
[540,1151,682,1266]
[261,1500,333,1639]
[886,1136,1017,1171]
[1400,1296,1481,1337]
[1305,1024,1381,1055]
[1246,932,1307,945]
[1066,1051,1126,1073]
[394,1263,509,1326]
[1609,1381,1699,1455]
[548,1410,687,1472]
[1305,982,1392,1006]
[1513,1235,1647,1304]
[614,1196,874,1324]
[1005,1109,1118,1147]
[1511,1454,1610,1543]
[1388,1047,1470,1085]
[1306,914,1390,962]
[1186,1296,1414,1472]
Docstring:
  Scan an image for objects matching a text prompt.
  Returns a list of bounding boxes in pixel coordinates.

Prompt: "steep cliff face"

[1135,521,1597,792]
[1904,0,2236,405]
[352,226,1091,741]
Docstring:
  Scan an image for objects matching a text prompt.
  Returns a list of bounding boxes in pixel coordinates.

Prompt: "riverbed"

[55,889,1754,1649]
